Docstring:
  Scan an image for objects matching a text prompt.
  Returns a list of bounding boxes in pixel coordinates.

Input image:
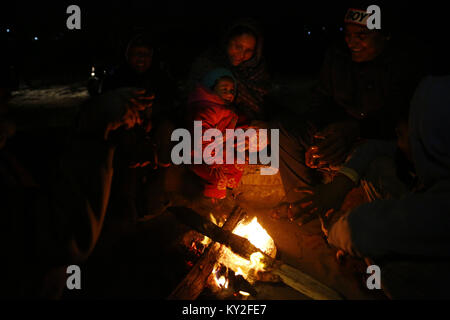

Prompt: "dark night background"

[1,0,444,86]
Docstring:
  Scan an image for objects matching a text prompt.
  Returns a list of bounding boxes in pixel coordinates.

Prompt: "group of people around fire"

[1,3,450,299]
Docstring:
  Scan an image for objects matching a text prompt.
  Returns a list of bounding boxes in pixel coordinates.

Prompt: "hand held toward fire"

[208,166,226,180]
[130,89,155,110]
[290,174,355,224]
[312,121,360,166]
[327,211,358,257]
[101,89,150,141]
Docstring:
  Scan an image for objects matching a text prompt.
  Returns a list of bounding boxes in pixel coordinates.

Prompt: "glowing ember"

[235,267,244,277]
[239,291,250,296]
[200,236,211,247]
[212,264,229,289]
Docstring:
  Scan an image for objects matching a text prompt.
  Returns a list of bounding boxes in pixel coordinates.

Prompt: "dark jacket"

[101,64,176,120]
[309,39,425,139]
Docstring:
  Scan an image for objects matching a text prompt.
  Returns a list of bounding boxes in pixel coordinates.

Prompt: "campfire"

[206,215,277,297]
[170,206,343,300]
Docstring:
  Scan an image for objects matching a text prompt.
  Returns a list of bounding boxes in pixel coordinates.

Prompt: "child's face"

[213,78,235,104]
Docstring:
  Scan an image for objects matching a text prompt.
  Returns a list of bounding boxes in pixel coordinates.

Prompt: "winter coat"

[309,39,425,139]
[186,84,247,198]
[186,84,240,162]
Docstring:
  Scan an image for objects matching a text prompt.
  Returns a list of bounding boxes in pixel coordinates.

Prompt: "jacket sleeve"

[339,140,398,183]
[329,182,450,259]
[191,106,222,162]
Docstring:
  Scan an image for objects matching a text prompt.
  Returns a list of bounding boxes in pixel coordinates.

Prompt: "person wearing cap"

[186,68,253,201]
[274,3,426,222]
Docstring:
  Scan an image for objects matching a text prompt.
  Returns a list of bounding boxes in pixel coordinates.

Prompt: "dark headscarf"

[188,18,271,122]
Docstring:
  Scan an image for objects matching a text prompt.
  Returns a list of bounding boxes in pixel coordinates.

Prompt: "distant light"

[339,27,343,31]
[307,31,311,35]
[34,36,38,41]
[322,26,326,31]
[6,28,10,33]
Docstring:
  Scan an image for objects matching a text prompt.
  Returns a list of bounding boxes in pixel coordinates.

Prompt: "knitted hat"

[201,68,236,90]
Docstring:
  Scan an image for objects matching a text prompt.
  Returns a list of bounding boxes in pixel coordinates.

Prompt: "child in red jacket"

[187,68,248,200]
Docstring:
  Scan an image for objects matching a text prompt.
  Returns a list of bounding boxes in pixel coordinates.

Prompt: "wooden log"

[167,206,246,300]
[168,206,274,266]
[168,205,343,300]
[271,262,344,300]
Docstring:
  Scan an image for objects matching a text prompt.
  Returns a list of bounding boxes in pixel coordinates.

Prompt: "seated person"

[274,4,425,222]
[291,114,417,225]
[187,19,272,123]
[92,33,178,221]
[186,68,253,200]
[325,75,450,298]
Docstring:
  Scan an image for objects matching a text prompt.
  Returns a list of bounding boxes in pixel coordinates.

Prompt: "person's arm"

[292,140,397,221]
[338,140,398,184]
[328,182,450,259]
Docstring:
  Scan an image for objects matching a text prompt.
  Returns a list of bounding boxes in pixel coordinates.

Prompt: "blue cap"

[201,68,236,89]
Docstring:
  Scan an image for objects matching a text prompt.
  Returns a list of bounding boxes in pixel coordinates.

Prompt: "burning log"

[168,206,274,266]
[168,206,246,300]
[169,205,344,300]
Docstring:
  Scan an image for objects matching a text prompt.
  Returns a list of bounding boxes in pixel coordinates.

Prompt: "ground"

[5,80,387,300]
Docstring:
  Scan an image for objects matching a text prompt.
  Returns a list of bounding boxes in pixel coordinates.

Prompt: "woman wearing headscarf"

[187,19,272,124]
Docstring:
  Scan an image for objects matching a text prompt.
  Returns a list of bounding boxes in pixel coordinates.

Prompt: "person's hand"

[208,166,225,180]
[104,103,143,140]
[327,211,358,256]
[314,120,360,166]
[129,161,152,169]
[290,174,356,223]
[100,88,155,140]
[130,89,155,110]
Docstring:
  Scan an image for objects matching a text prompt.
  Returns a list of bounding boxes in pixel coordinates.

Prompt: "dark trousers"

[272,119,322,204]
